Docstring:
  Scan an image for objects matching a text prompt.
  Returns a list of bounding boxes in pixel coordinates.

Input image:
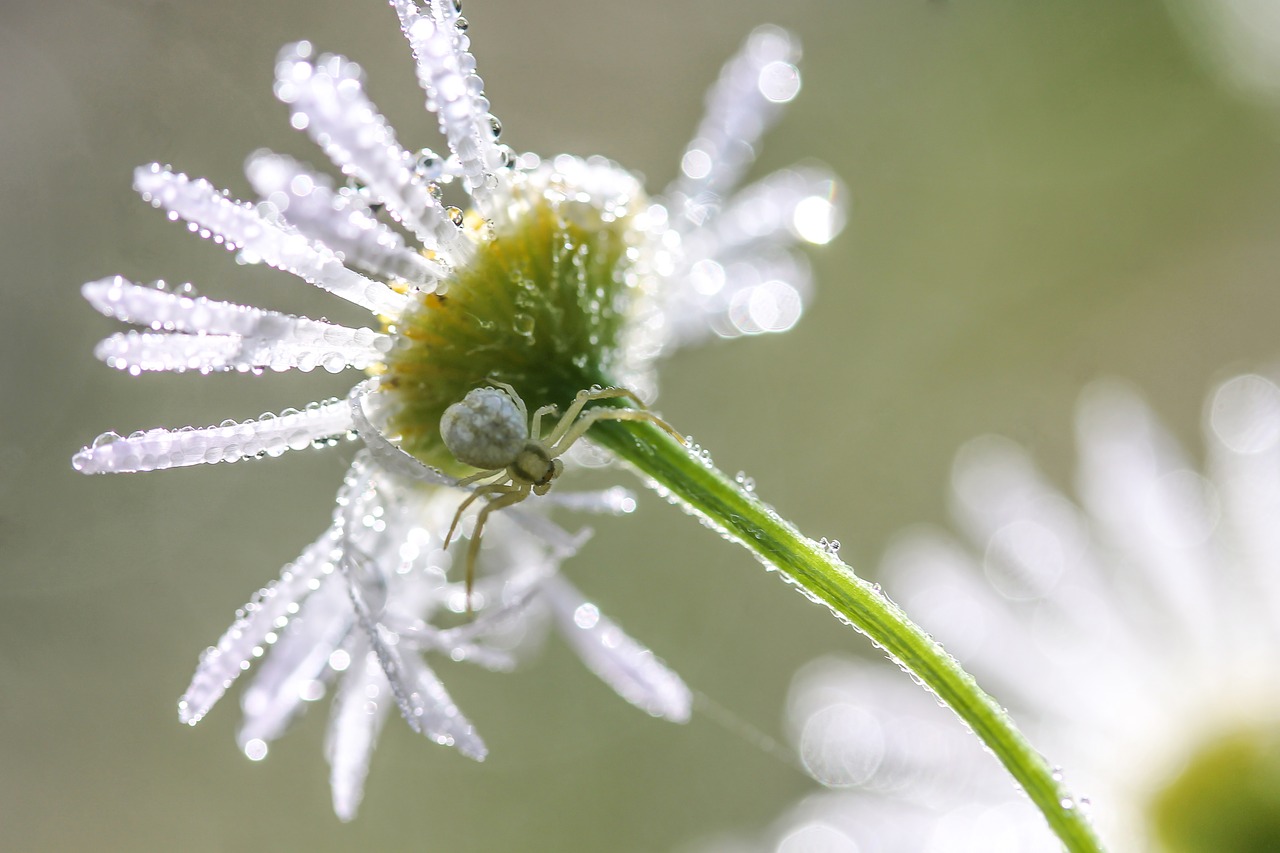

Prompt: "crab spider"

[440,381,686,611]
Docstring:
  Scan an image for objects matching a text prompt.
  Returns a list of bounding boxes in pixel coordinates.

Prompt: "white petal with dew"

[667,249,812,346]
[348,380,458,486]
[94,332,243,374]
[400,626,518,672]
[339,549,487,759]
[542,574,691,722]
[178,526,342,725]
[325,643,390,823]
[83,277,389,349]
[681,167,847,263]
[72,398,355,474]
[274,45,467,257]
[665,25,801,225]
[387,579,549,674]
[94,329,385,375]
[246,150,446,289]
[237,576,353,748]
[502,510,592,561]
[133,165,407,317]
[85,276,389,373]
[391,0,505,215]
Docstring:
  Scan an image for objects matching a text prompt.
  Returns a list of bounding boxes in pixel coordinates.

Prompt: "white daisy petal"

[1075,381,1221,647]
[347,380,459,486]
[398,653,489,759]
[787,657,1009,799]
[666,25,802,225]
[93,329,384,375]
[237,576,353,748]
[93,332,244,375]
[273,45,468,258]
[400,625,518,672]
[339,549,487,760]
[501,510,592,561]
[245,151,447,290]
[882,530,1057,710]
[133,165,408,317]
[325,642,391,823]
[391,0,505,214]
[84,276,390,374]
[82,277,386,345]
[667,249,812,346]
[682,167,847,263]
[542,574,691,722]
[1207,375,1280,635]
[177,526,342,725]
[72,397,355,474]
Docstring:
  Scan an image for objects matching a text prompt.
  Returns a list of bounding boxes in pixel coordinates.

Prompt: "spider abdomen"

[440,387,526,470]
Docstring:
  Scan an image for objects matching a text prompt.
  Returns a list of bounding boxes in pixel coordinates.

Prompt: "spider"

[440,381,685,611]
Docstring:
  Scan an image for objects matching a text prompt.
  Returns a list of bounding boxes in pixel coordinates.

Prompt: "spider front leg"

[530,403,559,440]
[550,407,685,459]
[543,387,648,445]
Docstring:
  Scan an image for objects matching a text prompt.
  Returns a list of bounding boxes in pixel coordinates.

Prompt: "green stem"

[592,418,1107,853]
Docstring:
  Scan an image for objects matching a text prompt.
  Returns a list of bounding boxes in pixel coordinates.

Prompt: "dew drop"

[243,738,269,761]
[414,148,444,181]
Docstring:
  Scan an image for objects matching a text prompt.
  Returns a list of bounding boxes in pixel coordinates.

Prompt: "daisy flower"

[72,0,843,820]
[769,375,1280,852]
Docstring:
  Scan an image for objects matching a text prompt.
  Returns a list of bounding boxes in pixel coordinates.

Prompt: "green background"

[4,0,1280,849]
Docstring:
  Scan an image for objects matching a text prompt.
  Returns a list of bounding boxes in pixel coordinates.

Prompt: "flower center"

[1149,724,1280,853]
[380,157,659,474]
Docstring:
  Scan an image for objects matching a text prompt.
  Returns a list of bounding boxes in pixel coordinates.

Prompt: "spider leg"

[543,387,649,446]
[530,404,558,439]
[462,485,530,614]
[550,407,686,459]
[443,480,511,553]
[456,467,506,488]
[484,378,527,423]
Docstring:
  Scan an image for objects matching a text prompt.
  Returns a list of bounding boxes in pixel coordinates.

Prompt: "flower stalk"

[591,417,1108,853]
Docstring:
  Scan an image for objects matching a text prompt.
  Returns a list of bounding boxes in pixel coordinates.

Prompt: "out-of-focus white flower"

[1165,0,1280,105]
[72,1,844,820]
[764,375,1280,851]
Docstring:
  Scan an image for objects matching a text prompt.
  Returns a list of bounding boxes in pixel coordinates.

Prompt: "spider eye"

[440,387,526,469]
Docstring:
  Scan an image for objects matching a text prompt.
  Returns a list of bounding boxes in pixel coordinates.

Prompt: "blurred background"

[4,0,1280,849]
